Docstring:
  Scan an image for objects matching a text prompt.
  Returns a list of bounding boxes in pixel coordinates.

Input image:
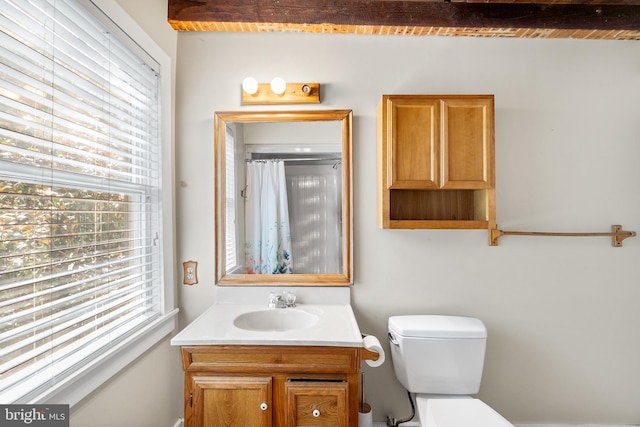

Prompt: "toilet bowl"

[417,397,513,427]
[388,315,513,427]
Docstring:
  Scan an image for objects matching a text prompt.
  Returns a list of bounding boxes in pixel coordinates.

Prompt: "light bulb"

[270,77,286,95]
[242,77,258,95]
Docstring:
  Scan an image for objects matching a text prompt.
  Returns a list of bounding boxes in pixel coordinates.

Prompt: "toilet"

[388,315,514,427]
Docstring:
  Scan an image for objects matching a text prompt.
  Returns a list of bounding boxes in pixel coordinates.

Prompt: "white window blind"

[0,0,166,403]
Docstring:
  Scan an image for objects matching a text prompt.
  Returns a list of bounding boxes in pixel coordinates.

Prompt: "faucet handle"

[268,291,281,308]
[284,291,296,308]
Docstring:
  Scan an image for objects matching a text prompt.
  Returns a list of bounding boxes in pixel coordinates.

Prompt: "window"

[0,0,175,405]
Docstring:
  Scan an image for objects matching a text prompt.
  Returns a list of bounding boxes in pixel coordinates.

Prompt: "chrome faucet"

[268,291,296,308]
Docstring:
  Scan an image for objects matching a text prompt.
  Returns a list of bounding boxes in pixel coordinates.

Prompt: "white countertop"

[170,303,364,347]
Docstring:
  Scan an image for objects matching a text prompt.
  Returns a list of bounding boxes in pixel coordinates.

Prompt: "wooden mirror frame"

[214,110,353,286]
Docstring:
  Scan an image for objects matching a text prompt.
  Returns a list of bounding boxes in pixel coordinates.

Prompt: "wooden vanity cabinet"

[378,94,496,231]
[181,345,369,427]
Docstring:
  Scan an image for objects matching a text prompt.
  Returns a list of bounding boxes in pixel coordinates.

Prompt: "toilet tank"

[388,315,487,395]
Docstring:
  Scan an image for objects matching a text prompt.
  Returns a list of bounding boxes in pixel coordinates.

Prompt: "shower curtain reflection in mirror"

[244,160,293,274]
[287,162,342,274]
[243,158,343,275]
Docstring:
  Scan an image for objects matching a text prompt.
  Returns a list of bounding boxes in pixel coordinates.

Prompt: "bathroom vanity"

[179,109,377,426]
[171,290,379,427]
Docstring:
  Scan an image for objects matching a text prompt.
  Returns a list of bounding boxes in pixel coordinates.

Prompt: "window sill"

[26,308,179,407]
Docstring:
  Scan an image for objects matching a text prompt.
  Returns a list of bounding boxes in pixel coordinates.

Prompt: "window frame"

[1,0,177,406]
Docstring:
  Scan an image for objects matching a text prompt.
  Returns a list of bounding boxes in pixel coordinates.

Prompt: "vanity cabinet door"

[189,376,272,427]
[284,381,348,427]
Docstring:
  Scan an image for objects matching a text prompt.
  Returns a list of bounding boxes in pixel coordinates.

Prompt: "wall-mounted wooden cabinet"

[378,95,496,233]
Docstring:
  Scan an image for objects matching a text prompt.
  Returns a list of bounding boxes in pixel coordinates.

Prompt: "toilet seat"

[416,397,514,427]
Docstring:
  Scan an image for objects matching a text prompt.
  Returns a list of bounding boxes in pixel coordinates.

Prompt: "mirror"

[214,110,353,286]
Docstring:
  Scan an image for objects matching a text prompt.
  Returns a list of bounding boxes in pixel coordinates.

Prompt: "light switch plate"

[182,261,198,285]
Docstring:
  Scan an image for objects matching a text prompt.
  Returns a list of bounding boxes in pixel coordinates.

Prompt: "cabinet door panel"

[285,381,348,427]
[389,99,439,189]
[441,98,493,189]
[192,376,272,427]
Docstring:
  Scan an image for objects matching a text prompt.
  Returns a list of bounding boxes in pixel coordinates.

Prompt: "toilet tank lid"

[389,315,487,339]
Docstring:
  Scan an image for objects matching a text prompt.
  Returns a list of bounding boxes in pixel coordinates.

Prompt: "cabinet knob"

[260,402,268,411]
[312,409,320,417]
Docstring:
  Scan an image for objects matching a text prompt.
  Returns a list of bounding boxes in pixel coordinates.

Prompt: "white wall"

[175,31,640,425]
[70,339,182,427]
[70,0,182,426]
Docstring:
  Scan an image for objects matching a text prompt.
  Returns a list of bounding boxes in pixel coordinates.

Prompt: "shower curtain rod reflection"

[246,157,342,162]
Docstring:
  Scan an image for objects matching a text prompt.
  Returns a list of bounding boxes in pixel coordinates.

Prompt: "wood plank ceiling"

[168,0,640,40]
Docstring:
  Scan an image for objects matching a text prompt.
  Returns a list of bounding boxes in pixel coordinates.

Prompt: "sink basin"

[233,309,319,332]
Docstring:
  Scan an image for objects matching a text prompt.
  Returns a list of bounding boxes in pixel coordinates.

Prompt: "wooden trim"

[387,219,490,229]
[169,21,640,39]
[182,345,360,373]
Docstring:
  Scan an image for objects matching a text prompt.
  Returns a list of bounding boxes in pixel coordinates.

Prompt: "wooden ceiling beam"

[455,0,640,3]
[168,0,640,32]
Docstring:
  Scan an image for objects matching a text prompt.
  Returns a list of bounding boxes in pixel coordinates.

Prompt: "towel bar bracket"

[489,224,636,247]
[612,225,636,247]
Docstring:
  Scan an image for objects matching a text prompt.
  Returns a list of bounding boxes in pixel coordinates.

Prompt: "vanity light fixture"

[241,77,320,105]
